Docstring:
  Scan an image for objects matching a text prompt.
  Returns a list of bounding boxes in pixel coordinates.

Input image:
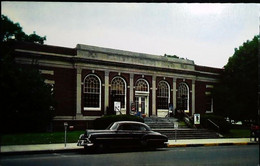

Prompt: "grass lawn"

[1,129,252,146]
[223,129,251,138]
[1,131,85,146]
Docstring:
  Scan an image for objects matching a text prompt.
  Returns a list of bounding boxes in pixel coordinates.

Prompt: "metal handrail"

[183,112,197,128]
[207,119,220,131]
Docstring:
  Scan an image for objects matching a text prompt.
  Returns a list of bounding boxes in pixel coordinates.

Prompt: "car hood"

[85,129,113,136]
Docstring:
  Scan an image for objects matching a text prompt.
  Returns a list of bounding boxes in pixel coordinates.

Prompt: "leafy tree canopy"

[213,35,259,123]
[1,15,54,133]
[1,15,46,44]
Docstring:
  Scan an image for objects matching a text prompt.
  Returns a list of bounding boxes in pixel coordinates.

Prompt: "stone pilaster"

[76,67,83,119]
[152,75,156,116]
[104,70,110,115]
[130,73,134,105]
[192,79,196,115]
[173,78,177,111]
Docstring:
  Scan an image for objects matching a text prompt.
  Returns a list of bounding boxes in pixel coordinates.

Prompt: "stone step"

[144,117,220,139]
[145,122,188,129]
[144,117,179,123]
[144,117,190,132]
[146,122,187,125]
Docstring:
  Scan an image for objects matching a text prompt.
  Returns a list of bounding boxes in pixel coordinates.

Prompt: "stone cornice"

[14,48,220,80]
[76,44,195,66]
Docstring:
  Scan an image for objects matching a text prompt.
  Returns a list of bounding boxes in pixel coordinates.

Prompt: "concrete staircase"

[144,117,175,129]
[153,128,220,140]
[144,117,221,139]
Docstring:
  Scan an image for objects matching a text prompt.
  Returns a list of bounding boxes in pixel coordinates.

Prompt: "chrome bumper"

[77,139,94,147]
[77,134,94,147]
[164,142,169,147]
[77,140,94,146]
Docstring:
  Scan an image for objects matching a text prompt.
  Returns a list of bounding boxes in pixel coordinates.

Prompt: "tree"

[1,15,46,44]
[213,35,259,123]
[0,15,54,133]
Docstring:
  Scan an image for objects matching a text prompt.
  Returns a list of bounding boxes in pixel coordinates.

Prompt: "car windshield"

[106,123,113,130]
[107,122,119,130]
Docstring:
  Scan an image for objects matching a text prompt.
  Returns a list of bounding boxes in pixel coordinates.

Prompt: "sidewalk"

[167,138,258,147]
[0,143,82,154]
[1,138,258,154]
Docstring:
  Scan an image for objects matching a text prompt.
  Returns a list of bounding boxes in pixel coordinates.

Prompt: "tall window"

[206,96,213,113]
[157,81,170,109]
[177,82,189,111]
[111,77,126,109]
[83,74,101,109]
[135,79,149,92]
[205,85,214,113]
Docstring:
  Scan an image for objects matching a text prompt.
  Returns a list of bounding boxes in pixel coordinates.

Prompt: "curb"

[1,142,258,155]
[167,142,258,148]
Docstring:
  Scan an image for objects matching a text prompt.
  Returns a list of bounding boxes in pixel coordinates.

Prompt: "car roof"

[114,121,145,125]
[112,121,151,130]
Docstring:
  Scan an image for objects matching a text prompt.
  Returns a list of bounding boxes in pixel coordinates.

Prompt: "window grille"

[111,77,126,108]
[83,75,100,108]
[135,79,149,92]
[157,81,169,109]
[177,82,189,110]
[205,88,214,113]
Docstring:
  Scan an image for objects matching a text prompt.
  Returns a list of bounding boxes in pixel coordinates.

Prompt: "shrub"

[200,114,230,134]
[93,115,144,129]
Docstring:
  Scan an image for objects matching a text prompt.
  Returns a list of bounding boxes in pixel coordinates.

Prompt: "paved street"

[1,145,259,166]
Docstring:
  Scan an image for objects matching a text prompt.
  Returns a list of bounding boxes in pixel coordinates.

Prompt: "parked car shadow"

[77,146,168,155]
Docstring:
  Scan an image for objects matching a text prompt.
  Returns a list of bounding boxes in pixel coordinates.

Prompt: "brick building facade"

[11,42,222,130]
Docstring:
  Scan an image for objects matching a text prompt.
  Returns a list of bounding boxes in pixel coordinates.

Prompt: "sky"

[2,2,259,68]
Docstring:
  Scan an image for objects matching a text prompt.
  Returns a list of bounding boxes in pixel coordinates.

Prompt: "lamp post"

[174,122,178,142]
[64,122,68,148]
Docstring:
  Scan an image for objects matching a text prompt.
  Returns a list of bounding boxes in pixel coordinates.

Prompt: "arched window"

[135,79,149,92]
[157,81,170,109]
[177,82,189,111]
[83,74,101,109]
[111,76,126,109]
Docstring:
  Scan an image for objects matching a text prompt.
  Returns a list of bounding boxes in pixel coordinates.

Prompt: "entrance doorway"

[135,96,149,116]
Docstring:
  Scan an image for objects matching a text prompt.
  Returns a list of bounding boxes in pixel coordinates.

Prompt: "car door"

[131,124,149,147]
[115,123,135,147]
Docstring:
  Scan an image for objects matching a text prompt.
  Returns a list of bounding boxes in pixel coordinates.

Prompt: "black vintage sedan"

[77,121,168,151]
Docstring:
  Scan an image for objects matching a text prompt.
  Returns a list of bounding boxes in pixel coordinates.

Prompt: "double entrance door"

[135,95,149,116]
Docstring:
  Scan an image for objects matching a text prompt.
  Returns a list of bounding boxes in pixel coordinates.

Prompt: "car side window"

[139,125,148,131]
[117,124,123,130]
[131,124,140,130]
[117,123,149,131]
[118,124,132,130]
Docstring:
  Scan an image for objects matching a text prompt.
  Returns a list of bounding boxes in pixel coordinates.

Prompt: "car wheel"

[141,139,148,147]
[95,143,106,153]
[141,139,156,150]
